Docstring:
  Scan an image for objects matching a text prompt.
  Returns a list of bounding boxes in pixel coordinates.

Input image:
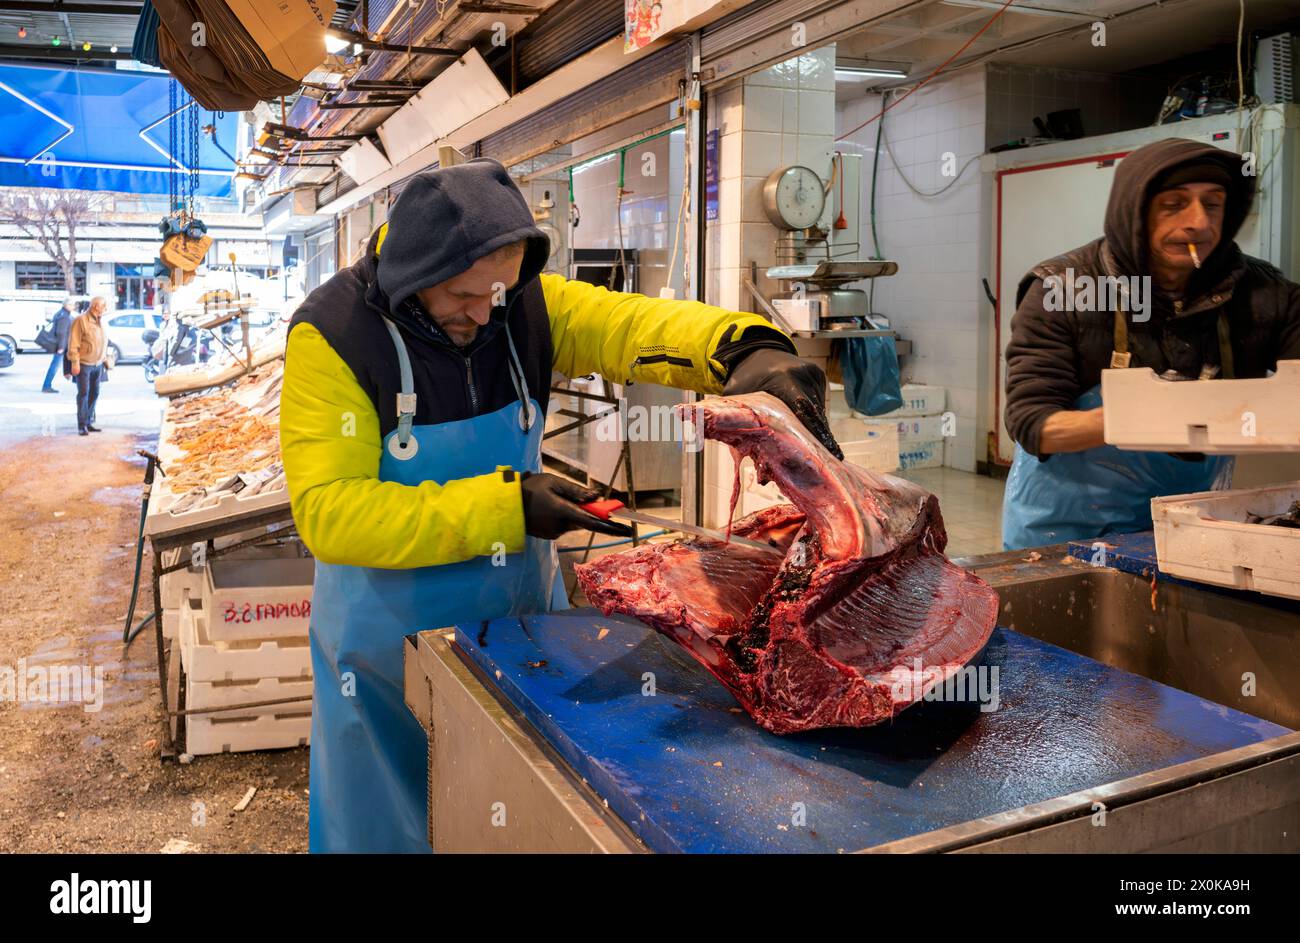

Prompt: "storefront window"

[15,261,86,292]
[304,232,336,291]
[115,264,157,310]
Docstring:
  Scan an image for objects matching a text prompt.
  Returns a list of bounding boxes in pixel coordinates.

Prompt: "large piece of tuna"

[575,393,999,734]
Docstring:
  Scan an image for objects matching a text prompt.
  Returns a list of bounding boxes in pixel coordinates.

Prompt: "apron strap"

[382,317,417,446]
[1110,295,1131,368]
[504,327,533,432]
[1111,284,1236,378]
[1216,309,1235,379]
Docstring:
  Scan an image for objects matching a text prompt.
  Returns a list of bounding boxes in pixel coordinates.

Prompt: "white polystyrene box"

[871,384,946,419]
[1103,361,1300,453]
[186,710,311,756]
[841,425,901,473]
[1151,480,1300,600]
[898,440,945,470]
[202,557,315,641]
[861,415,947,446]
[179,599,311,683]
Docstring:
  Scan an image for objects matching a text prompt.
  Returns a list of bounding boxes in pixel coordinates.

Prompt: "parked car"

[0,294,59,352]
[0,292,92,352]
[104,309,165,366]
[0,334,14,369]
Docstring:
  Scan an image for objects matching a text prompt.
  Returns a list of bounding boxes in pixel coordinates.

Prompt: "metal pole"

[686,32,706,528]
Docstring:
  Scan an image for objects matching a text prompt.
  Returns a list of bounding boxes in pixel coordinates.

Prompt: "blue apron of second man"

[1001,138,1300,550]
[279,158,842,852]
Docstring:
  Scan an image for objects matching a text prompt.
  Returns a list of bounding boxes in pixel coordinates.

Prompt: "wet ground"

[0,353,307,853]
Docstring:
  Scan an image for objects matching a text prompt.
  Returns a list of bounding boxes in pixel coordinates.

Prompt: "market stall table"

[404,605,1298,853]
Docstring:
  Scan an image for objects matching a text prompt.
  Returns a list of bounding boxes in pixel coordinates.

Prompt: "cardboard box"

[226,0,336,81]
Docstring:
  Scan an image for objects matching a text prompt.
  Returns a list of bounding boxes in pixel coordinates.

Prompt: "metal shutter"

[477,39,690,169]
[510,0,627,88]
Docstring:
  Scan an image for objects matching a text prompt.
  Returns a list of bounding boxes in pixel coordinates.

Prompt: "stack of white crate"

[178,550,314,755]
[860,384,948,471]
[157,548,207,643]
[826,382,903,474]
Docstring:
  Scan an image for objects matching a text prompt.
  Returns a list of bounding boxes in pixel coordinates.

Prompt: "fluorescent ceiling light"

[324,35,349,54]
[835,66,907,81]
[570,152,618,175]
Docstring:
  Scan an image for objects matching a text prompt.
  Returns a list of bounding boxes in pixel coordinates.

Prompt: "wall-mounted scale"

[749,162,898,338]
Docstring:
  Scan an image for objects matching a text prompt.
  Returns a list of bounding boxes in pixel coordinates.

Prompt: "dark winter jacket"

[52,308,72,350]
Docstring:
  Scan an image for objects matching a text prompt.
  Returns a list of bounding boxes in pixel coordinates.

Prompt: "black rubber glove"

[723,348,844,460]
[520,472,634,540]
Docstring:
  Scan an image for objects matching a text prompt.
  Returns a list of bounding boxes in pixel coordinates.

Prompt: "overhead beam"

[0,1,142,13]
[0,42,134,60]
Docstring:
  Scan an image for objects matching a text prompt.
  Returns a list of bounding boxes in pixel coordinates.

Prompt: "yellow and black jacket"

[281,162,789,571]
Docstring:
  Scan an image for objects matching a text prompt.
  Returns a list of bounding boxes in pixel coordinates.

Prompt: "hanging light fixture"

[110,45,118,53]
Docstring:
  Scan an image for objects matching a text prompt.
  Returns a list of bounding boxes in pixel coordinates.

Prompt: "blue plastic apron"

[1001,385,1233,550]
[307,318,563,853]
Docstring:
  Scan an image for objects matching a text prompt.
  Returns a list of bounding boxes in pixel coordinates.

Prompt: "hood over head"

[376,158,550,318]
[1103,137,1255,293]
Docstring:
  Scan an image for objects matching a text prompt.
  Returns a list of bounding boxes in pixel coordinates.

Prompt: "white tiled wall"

[985,62,1166,149]
[706,45,838,311]
[836,68,987,472]
[701,46,839,527]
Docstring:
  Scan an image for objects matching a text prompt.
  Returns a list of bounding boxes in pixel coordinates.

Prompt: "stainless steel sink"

[957,548,1300,729]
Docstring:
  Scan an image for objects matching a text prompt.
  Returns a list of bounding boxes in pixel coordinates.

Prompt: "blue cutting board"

[454,611,1289,853]
[1067,531,1166,579]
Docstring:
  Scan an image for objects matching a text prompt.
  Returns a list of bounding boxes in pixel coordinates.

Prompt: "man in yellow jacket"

[280,159,838,852]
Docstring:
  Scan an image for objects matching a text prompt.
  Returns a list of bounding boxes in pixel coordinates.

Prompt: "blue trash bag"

[841,336,903,416]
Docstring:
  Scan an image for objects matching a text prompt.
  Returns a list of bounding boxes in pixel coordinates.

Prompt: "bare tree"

[0,188,109,292]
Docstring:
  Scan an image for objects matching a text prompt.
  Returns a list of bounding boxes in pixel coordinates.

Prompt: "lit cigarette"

[1187,243,1201,268]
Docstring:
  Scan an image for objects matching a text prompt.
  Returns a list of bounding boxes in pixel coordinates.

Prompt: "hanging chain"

[168,80,178,217]
[188,98,200,221]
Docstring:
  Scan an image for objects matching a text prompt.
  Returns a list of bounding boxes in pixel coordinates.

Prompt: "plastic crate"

[1103,361,1300,453]
[1152,480,1300,600]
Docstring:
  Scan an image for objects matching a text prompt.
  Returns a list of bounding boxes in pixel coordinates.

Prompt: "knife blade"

[580,499,783,555]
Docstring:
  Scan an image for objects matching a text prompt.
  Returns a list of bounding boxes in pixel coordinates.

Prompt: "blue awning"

[0,63,236,197]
